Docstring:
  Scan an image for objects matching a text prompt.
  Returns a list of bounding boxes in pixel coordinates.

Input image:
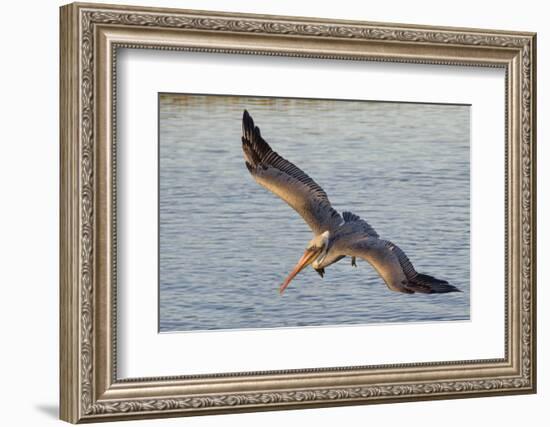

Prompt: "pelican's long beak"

[279,248,322,295]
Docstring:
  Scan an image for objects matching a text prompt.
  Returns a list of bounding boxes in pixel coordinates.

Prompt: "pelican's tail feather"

[406,273,461,294]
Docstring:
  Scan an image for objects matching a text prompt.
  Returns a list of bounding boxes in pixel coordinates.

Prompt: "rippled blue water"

[159,94,470,332]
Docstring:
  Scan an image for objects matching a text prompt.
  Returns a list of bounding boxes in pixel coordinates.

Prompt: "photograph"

[56,2,536,422]
[159,94,470,332]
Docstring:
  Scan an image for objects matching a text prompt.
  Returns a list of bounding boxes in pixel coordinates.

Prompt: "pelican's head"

[279,231,330,295]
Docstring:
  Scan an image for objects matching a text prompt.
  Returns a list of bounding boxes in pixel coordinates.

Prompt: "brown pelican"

[241,110,460,295]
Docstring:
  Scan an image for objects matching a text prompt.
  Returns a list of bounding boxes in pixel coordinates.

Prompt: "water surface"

[159,94,470,332]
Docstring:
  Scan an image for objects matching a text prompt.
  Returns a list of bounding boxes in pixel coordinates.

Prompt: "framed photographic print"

[59,2,537,423]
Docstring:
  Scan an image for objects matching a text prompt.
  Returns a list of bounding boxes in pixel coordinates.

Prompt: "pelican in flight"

[241,110,460,295]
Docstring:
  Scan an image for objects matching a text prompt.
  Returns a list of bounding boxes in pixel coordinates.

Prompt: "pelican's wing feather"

[342,238,460,294]
[342,211,379,238]
[242,110,342,235]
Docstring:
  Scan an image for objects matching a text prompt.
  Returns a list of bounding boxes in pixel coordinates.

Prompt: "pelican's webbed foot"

[351,256,357,267]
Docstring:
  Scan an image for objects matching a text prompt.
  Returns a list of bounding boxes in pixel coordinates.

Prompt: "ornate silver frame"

[60,2,536,423]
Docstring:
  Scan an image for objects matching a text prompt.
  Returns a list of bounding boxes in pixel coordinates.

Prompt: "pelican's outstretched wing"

[343,238,460,294]
[241,110,342,235]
